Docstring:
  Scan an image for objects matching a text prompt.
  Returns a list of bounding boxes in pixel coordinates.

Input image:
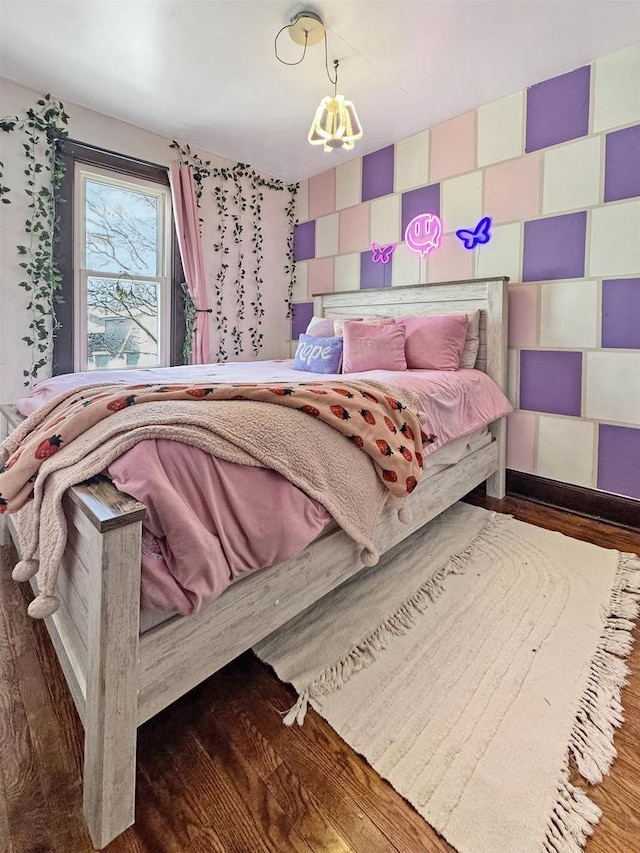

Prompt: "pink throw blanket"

[1,380,424,512]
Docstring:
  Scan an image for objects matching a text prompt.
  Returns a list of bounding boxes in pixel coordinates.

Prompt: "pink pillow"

[397,314,468,370]
[342,321,407,373]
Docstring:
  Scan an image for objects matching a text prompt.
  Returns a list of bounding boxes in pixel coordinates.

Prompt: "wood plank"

[0,567,54,852]
[227,656,453,853]
[194,694,356,853]
[82,520,142,849]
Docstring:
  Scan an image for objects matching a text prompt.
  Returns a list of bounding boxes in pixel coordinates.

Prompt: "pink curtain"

[168,164,210,364]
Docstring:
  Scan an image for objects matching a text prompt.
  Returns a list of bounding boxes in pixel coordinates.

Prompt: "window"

[54,141,185,375]
[75,165,171,371]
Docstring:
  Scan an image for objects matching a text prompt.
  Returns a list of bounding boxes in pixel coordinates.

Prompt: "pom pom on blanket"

[389,494,413,525]
[27,593,59,619]
[360,547,379,567]
[12,558,39,582]
[398,505,413,524]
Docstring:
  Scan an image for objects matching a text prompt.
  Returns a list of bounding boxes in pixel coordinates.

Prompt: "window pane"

[85,180,160,276]
[86,277,161,370]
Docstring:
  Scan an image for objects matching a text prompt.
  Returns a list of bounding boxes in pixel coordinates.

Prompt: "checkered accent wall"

[289,45,640,501]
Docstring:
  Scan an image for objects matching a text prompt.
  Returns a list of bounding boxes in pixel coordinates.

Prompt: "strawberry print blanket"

[0,380,427,514]
[1,379,430,619]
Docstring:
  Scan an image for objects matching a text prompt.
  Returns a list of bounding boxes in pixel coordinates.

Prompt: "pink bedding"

[16,361,512,616]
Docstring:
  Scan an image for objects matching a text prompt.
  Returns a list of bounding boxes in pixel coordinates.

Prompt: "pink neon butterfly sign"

[405,213,442,258]
[370,242,396,264]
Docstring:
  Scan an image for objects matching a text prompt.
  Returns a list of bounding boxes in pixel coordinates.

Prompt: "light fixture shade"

[308,93,363,151]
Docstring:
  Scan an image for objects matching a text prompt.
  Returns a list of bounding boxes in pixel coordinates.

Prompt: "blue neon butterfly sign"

[455,216,492,250]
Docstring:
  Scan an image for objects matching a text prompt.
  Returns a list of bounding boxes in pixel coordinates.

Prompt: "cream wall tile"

[586,352,640,424]
[290,341,300,358]
[542,137,602,214]
[395,130,430,192]
[539,280,598,348]
[335,159,362,210]
[293,262,308,302]
[370,195,401,244]
[296,179,309,222]
[315,213,339,257]
[593,44,640,132]
[536,416,595,487]
[477,91,525,167]
[441,172,483,234]
[334,252,360,291]
[506,410,537,473]
[392,242,421,286]
[507,348,518,408]
[475,222,521,283]
[589,201,640,277]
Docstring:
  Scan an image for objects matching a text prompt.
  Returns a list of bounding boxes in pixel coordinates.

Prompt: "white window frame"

[73,163,172,372]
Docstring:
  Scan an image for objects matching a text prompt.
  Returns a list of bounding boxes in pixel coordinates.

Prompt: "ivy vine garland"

[1,95,69,384]
[170,141,298,362]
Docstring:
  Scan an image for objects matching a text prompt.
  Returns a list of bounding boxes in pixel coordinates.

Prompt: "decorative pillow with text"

[293,334,344,373]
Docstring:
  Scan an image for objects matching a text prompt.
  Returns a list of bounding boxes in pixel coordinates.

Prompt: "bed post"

[485,278,508,499]
[82,517,142,849]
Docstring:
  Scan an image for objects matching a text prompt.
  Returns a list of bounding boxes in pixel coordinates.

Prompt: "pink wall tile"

[508,284,539,346]
[507,410,537,473]
[485,154,541,223]
[307,256,335,296]
[427,233,473,282]
[308,169,336,219]
[430,112,476,181]
[339,204,370,254]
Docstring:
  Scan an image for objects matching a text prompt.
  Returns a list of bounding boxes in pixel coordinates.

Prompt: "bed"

[0,276,508,849]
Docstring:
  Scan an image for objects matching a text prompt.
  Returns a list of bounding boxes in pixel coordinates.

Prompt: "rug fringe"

[543,764,602,853]
[543,550,640,852]
[567,551,640,785]
[282,511,511,725]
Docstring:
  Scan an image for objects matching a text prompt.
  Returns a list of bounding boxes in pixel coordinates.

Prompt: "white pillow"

[459,310,480,369]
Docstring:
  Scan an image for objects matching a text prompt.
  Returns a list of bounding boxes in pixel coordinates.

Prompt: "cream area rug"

[254,503,640,853]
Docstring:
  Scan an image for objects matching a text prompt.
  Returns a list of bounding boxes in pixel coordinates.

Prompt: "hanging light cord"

[274,22,309,65]
[324,33,338,87]
[274,18,340,89]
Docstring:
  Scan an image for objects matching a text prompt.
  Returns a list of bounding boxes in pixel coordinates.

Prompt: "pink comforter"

[16,361,512,615]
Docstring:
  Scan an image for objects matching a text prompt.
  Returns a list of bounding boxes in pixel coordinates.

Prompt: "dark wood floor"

[1,496,640,853]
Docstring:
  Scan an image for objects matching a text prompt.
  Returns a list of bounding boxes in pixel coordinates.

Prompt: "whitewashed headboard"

[314,277,509,496]
[313,277,508,393]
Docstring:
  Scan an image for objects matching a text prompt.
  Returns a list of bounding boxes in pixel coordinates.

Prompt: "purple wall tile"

[362,145,395,202]
[604,124,640,203]
[522,211,587,282]
[360,251,392,289]
[525,65,590,152]
[519,350,582,416]
[293,221,316,262]
[598,424,640,500]
[602,278,640,349]
[291,301,314,339]
[401,184,441,238]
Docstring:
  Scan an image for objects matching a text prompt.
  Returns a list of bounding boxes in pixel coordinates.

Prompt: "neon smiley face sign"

[404,213,442,258]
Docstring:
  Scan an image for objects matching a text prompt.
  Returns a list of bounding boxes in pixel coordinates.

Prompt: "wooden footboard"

[1,403,145,848]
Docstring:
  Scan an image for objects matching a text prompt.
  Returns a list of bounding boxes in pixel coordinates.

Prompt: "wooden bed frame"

[0,277,507,849]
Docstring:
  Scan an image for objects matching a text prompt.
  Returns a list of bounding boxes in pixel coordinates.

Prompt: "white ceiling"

[1,1,639,181]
